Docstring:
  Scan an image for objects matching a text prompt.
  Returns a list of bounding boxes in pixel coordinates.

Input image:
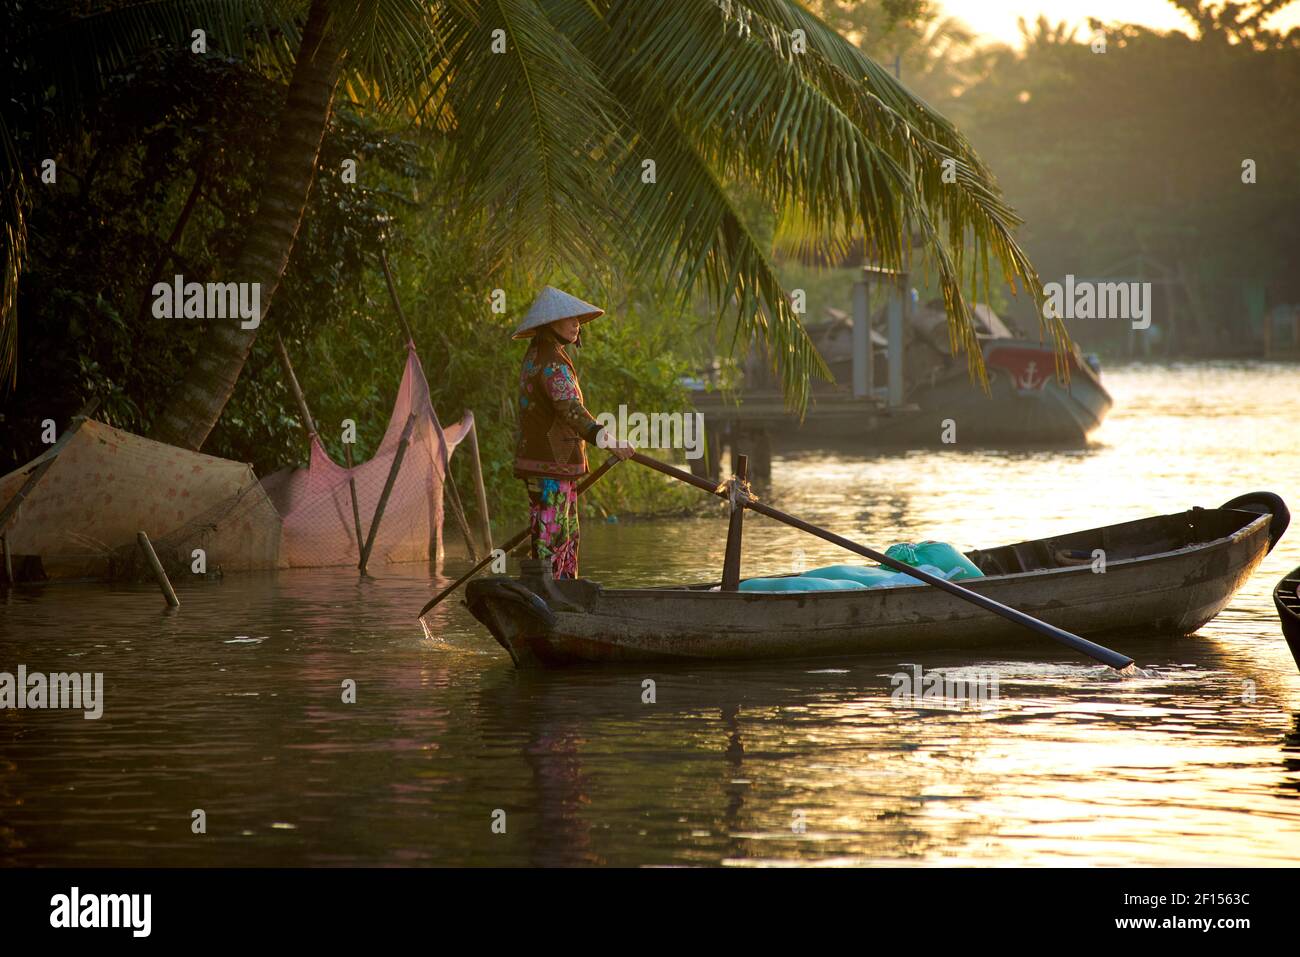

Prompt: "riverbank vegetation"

[2,1,1297,528]
[818,1,1300,355]
[3,0,1039,525]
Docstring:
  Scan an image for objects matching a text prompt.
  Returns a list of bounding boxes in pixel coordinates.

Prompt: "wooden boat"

[698,301,1113,451]
[1274,565,1300,672]
[466,492,1289,669]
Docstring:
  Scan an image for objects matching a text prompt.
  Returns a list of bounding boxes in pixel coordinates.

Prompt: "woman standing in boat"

[513,286,635,579]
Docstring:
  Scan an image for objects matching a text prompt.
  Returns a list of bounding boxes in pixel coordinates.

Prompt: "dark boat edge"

[1273,566,1300,673]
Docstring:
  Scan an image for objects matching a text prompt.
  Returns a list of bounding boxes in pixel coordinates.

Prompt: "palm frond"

[565,0,1065,392]
[17,1,302,134]
[430,0,627,271]
[0,115,28,390]
[743,0,1070,373]
[548,0,830,411]
[626,103,831,412]
[330,0,459,117]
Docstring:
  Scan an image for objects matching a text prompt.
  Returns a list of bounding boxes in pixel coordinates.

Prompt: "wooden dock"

[689,388,913,480]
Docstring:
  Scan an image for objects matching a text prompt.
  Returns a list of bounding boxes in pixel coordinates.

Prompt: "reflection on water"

[2,362,1298,866]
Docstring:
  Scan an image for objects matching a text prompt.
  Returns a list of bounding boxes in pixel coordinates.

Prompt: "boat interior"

[1277,569,1300,619]
[656,505,1267,591]
[967,506,1258,576]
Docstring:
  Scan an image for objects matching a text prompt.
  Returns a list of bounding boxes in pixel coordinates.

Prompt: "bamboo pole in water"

[344,443,364,558]
[359,413,418,576]
[378,247,479,562]
[465,417,493,554]
[137,531,180,608]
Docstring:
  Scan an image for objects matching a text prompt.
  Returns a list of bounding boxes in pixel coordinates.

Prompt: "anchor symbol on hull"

[1015,360,1043,391]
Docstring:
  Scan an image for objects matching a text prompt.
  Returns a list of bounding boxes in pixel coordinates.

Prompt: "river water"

[2,361,1298,866]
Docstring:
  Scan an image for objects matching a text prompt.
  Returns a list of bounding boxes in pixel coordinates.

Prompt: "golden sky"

[936,0,1300,46]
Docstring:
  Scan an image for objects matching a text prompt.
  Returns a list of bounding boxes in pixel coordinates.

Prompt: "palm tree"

[2,0,1054,450]
[148,0,344,449]
[1167,0,1299,48]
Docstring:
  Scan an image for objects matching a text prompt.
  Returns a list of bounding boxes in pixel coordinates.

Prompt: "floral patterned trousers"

[524,477,580,579]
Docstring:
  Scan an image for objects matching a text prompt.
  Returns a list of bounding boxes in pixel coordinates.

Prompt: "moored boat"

[867,337,1113,446]
[464,493,1288,669]
[1273,566,1300,672]
[717,300,1114,449]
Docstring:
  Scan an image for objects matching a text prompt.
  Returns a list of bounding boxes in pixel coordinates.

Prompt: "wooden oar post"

[720,454,748,591]
[137,531,180,608]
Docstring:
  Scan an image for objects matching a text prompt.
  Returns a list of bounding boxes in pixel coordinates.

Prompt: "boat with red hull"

[737,301,1113,448]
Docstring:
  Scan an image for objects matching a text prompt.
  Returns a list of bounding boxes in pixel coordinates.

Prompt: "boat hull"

[780,341,1113,448]
[869,341,1112,446]
[1273,566,1300,672]
[465,507,1274,669]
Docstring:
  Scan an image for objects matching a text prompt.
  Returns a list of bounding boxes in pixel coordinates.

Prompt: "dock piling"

[852,278,872,398]
[887,283,905,408]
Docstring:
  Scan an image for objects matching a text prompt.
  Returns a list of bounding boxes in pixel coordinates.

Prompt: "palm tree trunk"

[149,0,343,451]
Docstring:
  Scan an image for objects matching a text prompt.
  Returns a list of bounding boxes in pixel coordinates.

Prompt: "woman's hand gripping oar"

[416,454,624,619]
[629,452,1135,671]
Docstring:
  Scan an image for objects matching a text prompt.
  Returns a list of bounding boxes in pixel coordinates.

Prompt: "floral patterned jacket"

[513,330,603,478]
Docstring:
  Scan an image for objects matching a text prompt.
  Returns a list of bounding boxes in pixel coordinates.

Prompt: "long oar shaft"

[630,452,1134,670]
[417,455,622,618]
[418,528,530,619]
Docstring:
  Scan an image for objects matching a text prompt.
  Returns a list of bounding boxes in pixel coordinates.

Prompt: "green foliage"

[208,126,706,526]
[1167,0,1300,47]
[0,34,708,533]
[3,0,1056,421]
[0,47,280,468]
[272,193,708,529]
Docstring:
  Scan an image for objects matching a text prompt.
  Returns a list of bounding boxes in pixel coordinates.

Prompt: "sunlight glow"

[935,0,1300,47]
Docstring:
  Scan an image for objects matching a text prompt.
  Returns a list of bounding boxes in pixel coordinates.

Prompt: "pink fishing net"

[262,344,471,569]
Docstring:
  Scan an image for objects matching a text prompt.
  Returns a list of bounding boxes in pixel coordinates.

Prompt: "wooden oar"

[416,454,623,618]
[630,452,1135,671]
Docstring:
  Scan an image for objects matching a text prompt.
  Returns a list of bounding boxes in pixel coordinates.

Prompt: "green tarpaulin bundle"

[738,541,983,594]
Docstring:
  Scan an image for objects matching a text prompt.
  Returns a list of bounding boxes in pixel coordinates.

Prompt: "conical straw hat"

[511,286,605,339]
